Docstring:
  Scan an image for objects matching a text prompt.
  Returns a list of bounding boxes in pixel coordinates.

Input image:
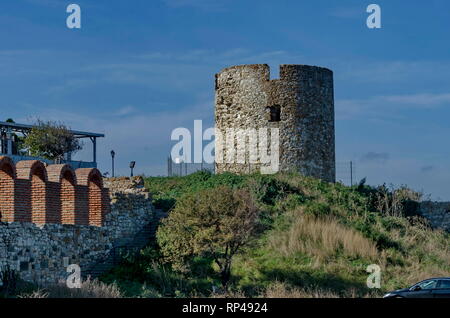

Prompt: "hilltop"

[99,171,450,298]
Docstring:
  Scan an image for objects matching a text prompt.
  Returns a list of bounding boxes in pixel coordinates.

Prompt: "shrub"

[369,184,422,217]
[246,175,293,205]
[157,186,259,288]
[304,201,332,218]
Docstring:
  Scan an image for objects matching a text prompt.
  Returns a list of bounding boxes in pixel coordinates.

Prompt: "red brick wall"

[47,165,76,225]
[31,167,47,224]
[0,157,110,227]
[61,174,76,224]
[46,180,62,224]
[14,179,32,223]
[0,156,15,222]
[75,184,89,225]
[76,168,104,226]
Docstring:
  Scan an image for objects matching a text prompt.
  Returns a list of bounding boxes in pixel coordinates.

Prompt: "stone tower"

[214,64,335,182]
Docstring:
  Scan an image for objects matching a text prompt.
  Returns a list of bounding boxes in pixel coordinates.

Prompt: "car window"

[437,280,450,289]
[418,280,438,290]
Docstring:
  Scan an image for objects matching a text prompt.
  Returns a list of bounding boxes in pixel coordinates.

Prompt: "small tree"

[157,186,259,288]
[24,120,82,161]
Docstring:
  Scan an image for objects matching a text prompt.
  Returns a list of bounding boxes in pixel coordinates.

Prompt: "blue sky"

[1,0,450,200]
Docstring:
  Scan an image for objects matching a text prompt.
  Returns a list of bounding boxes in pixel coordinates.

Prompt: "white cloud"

[163,0,229,11]
[38,48,307,97]
[335,60,450,84]
[383,93,450,107]
[24,0,62,7]
[336,92,450,120]
[135,48,298,66]
[17,99,215,176]
[113,105,137,117]
[329,7,362,19]
[360,152,390,164]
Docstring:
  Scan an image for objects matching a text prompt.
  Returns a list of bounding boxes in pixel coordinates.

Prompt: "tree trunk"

[220,260,232,289]
[220,269,230,289]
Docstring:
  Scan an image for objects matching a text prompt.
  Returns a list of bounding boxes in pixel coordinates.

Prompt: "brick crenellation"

[0,156,109,227]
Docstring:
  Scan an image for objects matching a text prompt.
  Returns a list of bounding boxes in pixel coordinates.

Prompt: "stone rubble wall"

[0,176,154,286]
[418,201,450,232]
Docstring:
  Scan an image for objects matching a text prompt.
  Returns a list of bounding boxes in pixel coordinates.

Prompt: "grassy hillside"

[100,171,450,298]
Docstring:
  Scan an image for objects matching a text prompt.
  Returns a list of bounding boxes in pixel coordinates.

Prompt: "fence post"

[350,161,353,187]
[167,156,172,177]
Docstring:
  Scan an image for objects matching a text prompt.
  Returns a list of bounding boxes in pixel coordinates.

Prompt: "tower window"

[266,106,281,122]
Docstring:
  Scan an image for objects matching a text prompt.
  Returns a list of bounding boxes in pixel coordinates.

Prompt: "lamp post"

[110,150,115,177]
[129,161,136,177]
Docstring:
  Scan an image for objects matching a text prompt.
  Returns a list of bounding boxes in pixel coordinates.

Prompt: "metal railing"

[167,157,215,177]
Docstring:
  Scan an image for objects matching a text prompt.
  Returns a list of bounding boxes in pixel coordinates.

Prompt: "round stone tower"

[214,64,335,182]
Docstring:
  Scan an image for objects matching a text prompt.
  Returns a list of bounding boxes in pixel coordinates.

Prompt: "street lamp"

[110,150,115,177]
[129,161,136,177]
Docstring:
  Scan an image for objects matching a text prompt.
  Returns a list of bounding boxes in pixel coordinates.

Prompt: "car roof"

[417,277,450,282]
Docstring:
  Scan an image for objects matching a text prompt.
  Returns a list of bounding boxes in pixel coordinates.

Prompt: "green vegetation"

[157,186,259,288]
[23,120,82,161]
[95,172,450,297]
[5,171,447,298]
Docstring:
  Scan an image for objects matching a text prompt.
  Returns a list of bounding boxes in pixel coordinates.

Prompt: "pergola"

[0,121,104,165]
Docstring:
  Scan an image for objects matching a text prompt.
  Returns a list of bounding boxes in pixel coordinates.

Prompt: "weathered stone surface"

[418,201,450,232]
[215,64,335,182]
[0,177,154,286]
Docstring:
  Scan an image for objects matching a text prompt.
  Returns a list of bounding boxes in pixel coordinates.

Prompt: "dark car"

[383,277,450,298]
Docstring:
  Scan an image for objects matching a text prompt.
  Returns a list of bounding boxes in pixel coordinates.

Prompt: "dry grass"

[373,217,450,290]
[269,212,379,261]
[19,278,123,298]
[210,289,247,298]
[263,282,340,298]
[262,282,379,298]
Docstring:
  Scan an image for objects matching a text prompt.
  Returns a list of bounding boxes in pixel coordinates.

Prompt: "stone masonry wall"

[0,176,153,286]
[215,64,335,182]
[418,201,450,232]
